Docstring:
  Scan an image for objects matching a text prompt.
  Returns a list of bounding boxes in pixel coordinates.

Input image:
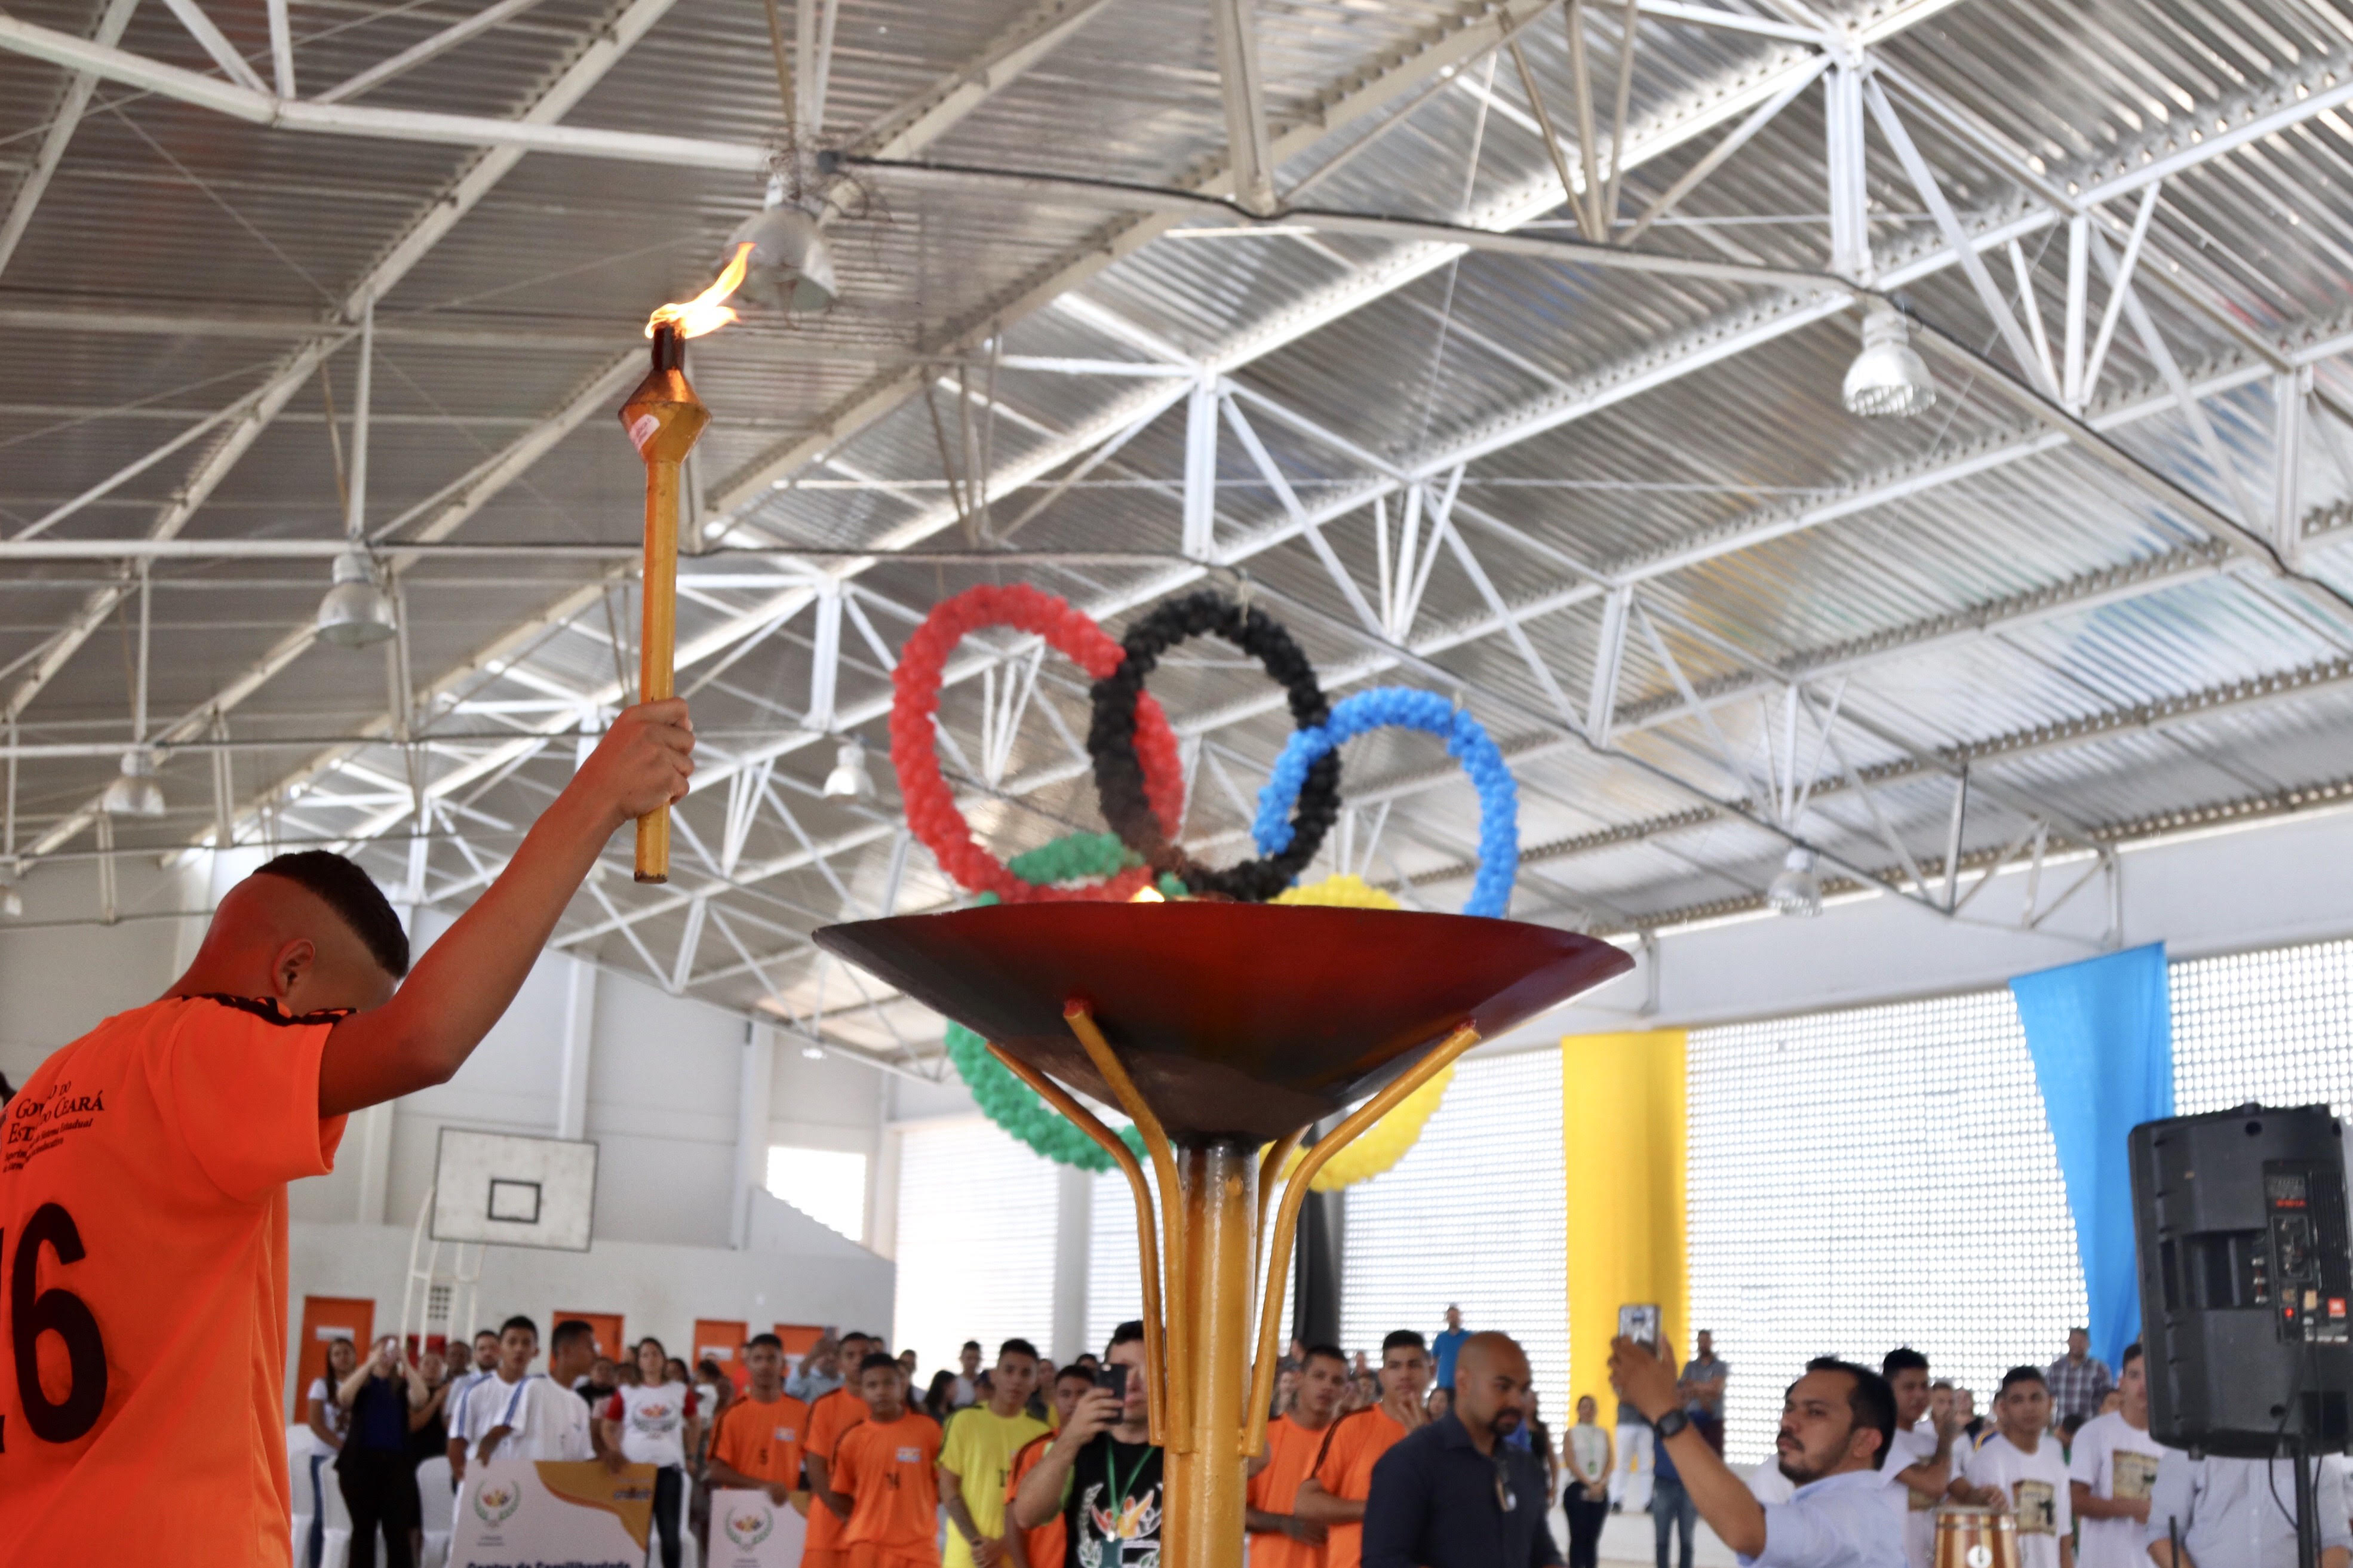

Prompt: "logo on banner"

[723,1502,776,1548]
[473,1484,522,1526]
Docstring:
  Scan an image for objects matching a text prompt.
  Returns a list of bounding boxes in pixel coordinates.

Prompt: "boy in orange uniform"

[707,1333,811,1502]
[805,1330,880,1568]
[1004,1364,1096,1568]
[833,1352,945,1568]
[1296,1331,1433,1568]
[1249,1344,1350,1568]
[0,700,693,1568]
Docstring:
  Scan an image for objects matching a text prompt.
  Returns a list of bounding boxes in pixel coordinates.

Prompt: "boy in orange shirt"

[1249,1343,1351,1568]
[1296,1331,1433,1568]
[805,1330,881,1568]
[1004,1364,1097,1568]
[833,1352,945,1568]
[707,1333,812,1501]
[0,700,693,1568]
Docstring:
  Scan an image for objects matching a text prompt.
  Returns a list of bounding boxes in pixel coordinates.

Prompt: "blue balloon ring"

[1250,687,1519,917]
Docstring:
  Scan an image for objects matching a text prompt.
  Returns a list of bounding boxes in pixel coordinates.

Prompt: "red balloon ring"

[890,583,1185,902]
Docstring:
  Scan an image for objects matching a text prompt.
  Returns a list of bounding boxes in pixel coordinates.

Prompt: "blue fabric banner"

[2011,943,2173,1371]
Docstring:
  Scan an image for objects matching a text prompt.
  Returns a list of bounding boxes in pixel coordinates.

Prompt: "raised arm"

[317,701,692,1115]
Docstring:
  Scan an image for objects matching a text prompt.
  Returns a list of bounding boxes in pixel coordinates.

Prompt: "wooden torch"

[622,244,749,882]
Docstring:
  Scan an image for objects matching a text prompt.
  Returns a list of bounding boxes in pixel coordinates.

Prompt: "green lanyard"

[1104,1439,1150,1517]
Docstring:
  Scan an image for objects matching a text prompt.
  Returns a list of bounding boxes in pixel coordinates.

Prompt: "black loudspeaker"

[2130,1103,2353,1456]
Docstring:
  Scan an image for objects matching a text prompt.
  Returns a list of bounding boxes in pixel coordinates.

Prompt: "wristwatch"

[1653,1409,1690,1441]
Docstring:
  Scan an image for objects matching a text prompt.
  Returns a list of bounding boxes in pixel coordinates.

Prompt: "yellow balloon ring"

[1269,875,1455,1191]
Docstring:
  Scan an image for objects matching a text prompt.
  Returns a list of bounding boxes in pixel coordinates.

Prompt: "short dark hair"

[1883,1348,1929,1378]
[1303,1343,1349,1369]
[2000,1366,2048,1394]
[999,1338,1039,1361]
[748,1333,784,1352]
[1931,1379,1954,1391]
[2061,1413,2088,1437]
[1110,1321,1146,1352]
[1055,1364,1096,1386]
[474,1329,500,1343]
[551,1319,595,1354]
[2121,1342,2143,1370]
[1381,1330,1427,1354]
[859,1351,901,1375]
[500,1315,537,1341]
[1802,1358,1897,1469]
[254,851,410,977]
[963,1339,982,1351]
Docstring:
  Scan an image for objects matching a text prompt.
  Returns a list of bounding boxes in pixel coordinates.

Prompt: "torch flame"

[646,242,754,339]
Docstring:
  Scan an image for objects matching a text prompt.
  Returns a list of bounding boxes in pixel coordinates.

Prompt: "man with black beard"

[1362,1332,1559,1568]
[1611,1341,1903,1568]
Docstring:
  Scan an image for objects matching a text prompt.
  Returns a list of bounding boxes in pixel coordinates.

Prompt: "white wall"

[288,1191,893,1405]
[1532,804,2353,1045]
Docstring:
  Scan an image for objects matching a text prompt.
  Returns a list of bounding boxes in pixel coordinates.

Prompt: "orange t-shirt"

[0,995,346,1568]
[1310,1407,1410,1568]
[1005,1431,1064,1568]
[1249,1413,1335,1568]
[835,1410,945,1562]
[710,1390,812,1487]
[806,1385,868,1555]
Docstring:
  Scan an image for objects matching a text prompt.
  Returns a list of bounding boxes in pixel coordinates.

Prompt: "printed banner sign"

[450,1458,656,1568]
[706,1489,810,1568]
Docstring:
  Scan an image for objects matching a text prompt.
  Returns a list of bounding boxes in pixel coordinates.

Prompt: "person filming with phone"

[1611,1337,1904,1568]
[1011,1321,1164,1567]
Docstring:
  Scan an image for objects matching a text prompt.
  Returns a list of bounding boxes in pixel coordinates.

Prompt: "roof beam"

[0,0,140,282]
[0,0,688,731]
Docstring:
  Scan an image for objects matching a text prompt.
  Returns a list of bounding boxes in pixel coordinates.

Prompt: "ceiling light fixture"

[821,736,874,801]
[1841,303,1937,418]
[1765,846,1823,918]
[801,1043,826,1060]
[317,293,400,647]
[0,862,21,920]
[729,176,838,314]
[316,551,397,647]
[101,749,167,819]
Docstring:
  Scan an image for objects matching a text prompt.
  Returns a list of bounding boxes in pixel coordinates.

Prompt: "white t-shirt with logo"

[604,1381,700,1468]
[1882,1422,1946,1568]
[1965,1432,2074,1568]
[2068,1413,2162,1568]
[454,1371,534,1459]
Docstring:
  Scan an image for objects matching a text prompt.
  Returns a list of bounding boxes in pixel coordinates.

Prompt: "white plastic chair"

[284,1423,352,1568]
[415,1454,455,1568]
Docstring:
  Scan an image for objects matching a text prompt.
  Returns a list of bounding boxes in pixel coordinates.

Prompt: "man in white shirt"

[2070,1342,2163,1568]
[1611,1339,1903,1568]
[2145,1450,2352,1568]
[951,1339,984,1409]
[478,1319,601,1464]
[1882,1349,1968,1568]
[445,1329,502,1419]
[1954,1367,2074,1568]
[448,1315,543,1482]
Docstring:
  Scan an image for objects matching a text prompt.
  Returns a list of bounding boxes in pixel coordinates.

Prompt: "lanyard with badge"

[1105,1439,1149,1521]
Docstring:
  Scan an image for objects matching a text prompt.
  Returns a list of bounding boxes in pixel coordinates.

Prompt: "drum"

[1933,1505,2021,1568]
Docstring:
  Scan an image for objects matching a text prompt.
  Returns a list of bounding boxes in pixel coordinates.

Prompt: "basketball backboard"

[430,1128,597,1252]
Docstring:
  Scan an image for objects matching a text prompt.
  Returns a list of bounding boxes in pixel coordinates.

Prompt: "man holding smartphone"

[1011,1323,1163,1568]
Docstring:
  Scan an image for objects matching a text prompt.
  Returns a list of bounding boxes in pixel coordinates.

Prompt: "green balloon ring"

[947,832,1165,1169]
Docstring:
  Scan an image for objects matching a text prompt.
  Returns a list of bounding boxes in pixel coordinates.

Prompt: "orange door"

[775,1323,825,1378]
[693,1319,749,1390]
[295,1296,375,1418]
[555,1310,627,1363]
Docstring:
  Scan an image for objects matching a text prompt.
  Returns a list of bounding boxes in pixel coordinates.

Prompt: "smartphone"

[1618,1303,1660,1347]
[1096,1363,1130,1405]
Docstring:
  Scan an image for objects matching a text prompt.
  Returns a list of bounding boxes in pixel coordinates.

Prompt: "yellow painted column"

[1560,1029,1688,1416]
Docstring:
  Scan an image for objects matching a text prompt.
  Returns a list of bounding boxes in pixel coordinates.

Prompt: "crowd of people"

[302,1308,2353,1568]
